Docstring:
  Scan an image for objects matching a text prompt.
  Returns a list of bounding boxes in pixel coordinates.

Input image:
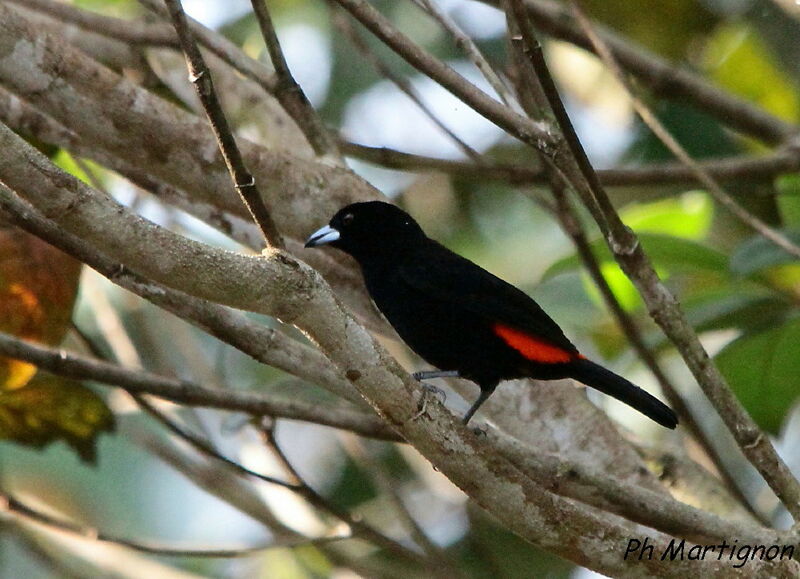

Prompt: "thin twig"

[249,0,340,159]
[2,524,87,579]
[136,394,301,490]
[342,139,800,186]
[139,0,278,92]
[75,317,295,493]
[341,436,463,577]
[331,6,481,160]
[566,0,795,523]
[330,0,555,151]
[548,182,763,517]
[0,490,348,557]
[162,0,283,249]
[508,0,800,521]
[504,4,745,510]
[260,422,429,566]
[0,330,396,440]
[413,0,521,111]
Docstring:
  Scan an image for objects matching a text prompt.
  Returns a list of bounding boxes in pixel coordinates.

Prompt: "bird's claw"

[468,423,488,437]
[413,383,447,420]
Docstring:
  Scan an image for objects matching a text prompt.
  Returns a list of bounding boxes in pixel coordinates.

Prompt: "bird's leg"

[462,388,494,425]
[412,370,458,404]
[411,370,456,420]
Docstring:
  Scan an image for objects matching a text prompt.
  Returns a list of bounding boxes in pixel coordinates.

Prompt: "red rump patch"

[492,323,574,364]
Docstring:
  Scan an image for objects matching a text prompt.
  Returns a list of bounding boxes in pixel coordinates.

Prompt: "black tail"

[569,358,678,429]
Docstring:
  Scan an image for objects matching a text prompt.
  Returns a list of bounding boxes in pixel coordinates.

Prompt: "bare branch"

[413,0,521,111]
[0,179,362,406]
[330,0,555,151]
[249,0,341,160]
[489,430,778,544]
[504,2,742,512]
[134,394,300,489]
[138,0,278,92]
[342,140,800,187]
[331,6,481,160]
[341,435,463,576]
[0,327,393,439]
[10,0,177,47]
[0,489,349,558]
[0,5,379,242]
[163,0,284,249]
[259,422,428,566]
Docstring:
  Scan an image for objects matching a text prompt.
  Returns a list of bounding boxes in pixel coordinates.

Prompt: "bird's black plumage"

[305,201,677,428]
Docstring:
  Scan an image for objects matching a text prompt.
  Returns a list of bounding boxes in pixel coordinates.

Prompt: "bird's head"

[305,201,425,264]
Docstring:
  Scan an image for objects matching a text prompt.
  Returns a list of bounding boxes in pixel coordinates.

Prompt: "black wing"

[398,240,578,353]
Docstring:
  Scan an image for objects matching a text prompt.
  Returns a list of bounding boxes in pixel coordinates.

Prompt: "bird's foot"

[467,423,489,437]
[412,370,459,381]
[413,383,447,420]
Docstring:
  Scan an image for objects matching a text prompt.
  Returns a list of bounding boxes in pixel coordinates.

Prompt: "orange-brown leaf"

[0,221,81,389]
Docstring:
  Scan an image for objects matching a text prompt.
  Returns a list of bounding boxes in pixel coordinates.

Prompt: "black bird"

[305,201,677,428]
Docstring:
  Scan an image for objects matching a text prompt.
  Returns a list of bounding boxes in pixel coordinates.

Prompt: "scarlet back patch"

[492,323,574,364]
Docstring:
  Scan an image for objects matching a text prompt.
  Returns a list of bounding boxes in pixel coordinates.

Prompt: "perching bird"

[305,201,677,428]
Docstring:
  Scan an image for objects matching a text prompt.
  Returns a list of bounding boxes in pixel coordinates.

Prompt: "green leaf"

[544,233,727,280]
[0,373,115,464]
[729,230,800,277]
[582,262,641,312]
[686,291,790,335]
[51,149,105,188]
[715,318,800,433]
[620,191,713,240]
[706,23,799,123]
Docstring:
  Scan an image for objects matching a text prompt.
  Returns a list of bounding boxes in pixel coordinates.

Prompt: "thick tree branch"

[0,179,363,407]
[488,431,778,544]
[4,326,790,564]
[0,5,376,240]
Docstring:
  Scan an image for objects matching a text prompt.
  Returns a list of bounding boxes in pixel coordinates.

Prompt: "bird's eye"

[341,213,355,226]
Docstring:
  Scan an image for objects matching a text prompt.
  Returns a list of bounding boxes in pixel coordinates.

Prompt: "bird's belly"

[366,278,524,384]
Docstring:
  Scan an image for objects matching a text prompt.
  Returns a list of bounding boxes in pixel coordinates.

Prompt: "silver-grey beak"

[305,225,340,248]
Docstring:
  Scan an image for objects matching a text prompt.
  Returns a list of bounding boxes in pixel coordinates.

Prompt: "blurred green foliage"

[0,373,115,463]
